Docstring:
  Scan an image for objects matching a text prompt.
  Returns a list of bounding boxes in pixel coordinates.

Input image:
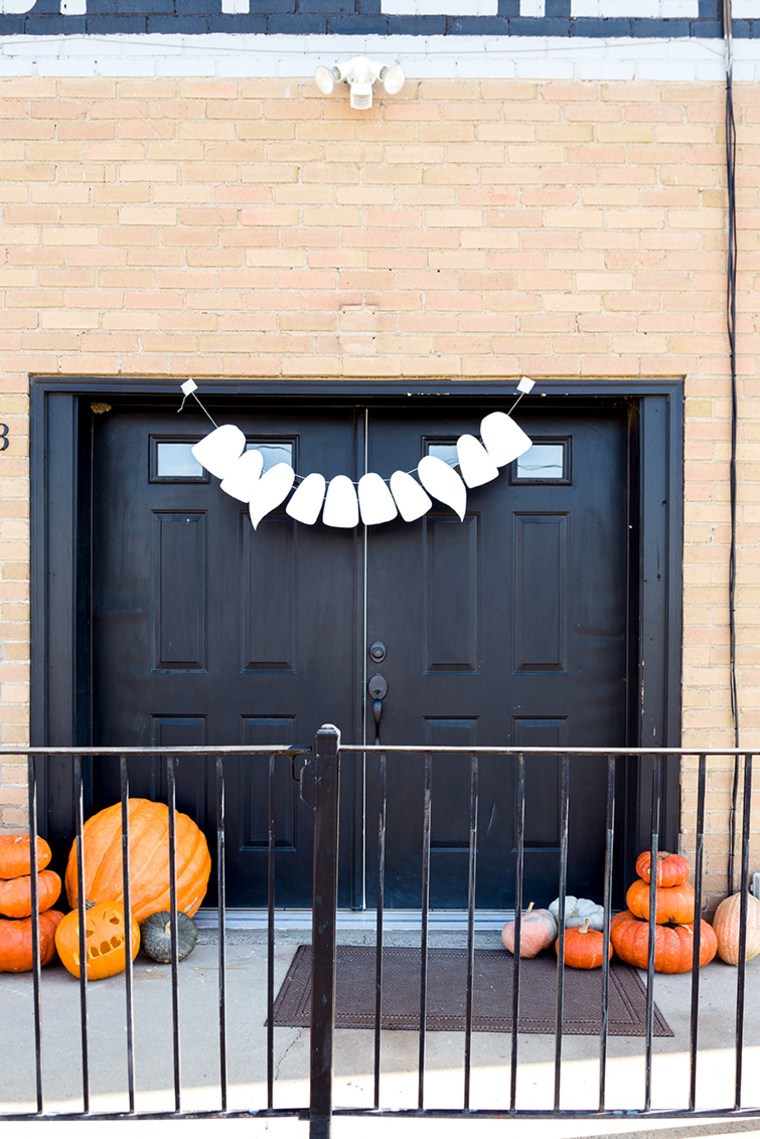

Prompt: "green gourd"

[140,911,198,963]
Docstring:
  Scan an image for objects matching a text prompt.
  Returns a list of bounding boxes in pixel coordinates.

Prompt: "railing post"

[308,724,341,1139]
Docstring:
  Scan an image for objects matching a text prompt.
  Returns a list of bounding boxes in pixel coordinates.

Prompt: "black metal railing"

[0,730,759,1134]
[2,741,313,1122]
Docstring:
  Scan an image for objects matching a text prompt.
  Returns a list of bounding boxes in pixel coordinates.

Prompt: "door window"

[426,441,459,468]
[513,440,569,483]
[150,438,294,482]
[245,441,294,471]
[152,440,206,481]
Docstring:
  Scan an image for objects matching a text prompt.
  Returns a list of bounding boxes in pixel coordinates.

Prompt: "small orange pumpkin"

[0,910,64,973]
[712,892,760,965]
[635,851,690,889]
[626,878,695,925]
[0,835,52,880]
[610,910,717,974]
[0,869,61,919]
[55,901,140,981]
[555,918,611,969]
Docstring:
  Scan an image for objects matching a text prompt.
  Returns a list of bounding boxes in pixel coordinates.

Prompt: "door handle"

[368,673,388,745]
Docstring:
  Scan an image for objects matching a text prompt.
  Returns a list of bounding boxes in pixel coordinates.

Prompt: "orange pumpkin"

[65,799,211,924]
[0,910,64,973]
[0,834,52,879]
[635,851,690,888]
[712,892,760,965]
[610,910,717,974]
[626,878,695,925]
[0,869,61,919]
[55,901,140,981]
[555,918,611,969]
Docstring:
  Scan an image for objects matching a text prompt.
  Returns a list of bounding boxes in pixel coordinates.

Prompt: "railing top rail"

[339,744,755,757]
[0,744,756,758]
[0,745,312,757]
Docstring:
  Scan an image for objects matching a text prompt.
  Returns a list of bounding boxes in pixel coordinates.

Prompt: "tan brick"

[118,206,178,226]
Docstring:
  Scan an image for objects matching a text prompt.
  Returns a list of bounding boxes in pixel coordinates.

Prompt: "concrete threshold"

[194,908,509,933]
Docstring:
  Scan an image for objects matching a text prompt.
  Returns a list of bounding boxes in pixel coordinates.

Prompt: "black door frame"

[30,376,684,892]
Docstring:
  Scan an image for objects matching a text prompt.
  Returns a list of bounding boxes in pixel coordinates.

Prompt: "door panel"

[513,512,567,670]
[92,399,629,910]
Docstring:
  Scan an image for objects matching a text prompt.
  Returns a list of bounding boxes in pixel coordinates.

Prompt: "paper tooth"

[479,412,533,468]
[286,473,326,526]
[248,463,295,530]
[456,433,499,489]
[417,455,467,521]
[322,475,359,529]
[220,449,264,502]
[191,424,247,481]
[389,470,433,523]
[358,473,398,526]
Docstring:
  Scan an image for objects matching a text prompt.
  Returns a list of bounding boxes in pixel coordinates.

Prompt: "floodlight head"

[314,56,405,110]
[380,64,405,96]
[314,64,339,95]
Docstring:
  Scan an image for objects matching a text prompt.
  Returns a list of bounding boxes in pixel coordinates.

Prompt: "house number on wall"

[0,424,8,451]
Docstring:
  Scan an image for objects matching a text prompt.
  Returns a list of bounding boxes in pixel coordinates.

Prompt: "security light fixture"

[314,56,405,110]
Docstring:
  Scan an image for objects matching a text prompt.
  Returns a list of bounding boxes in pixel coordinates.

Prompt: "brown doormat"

[271,945,673,1037]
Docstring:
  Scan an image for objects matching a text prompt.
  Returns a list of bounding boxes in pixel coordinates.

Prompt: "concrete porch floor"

[2,925,760,1139]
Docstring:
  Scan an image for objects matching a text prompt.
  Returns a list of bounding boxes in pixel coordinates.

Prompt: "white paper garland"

[180,379,536,531]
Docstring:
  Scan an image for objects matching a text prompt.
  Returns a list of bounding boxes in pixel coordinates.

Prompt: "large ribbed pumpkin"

[65,799,211,924]
[712,892,760,965]
[610,910,717,974]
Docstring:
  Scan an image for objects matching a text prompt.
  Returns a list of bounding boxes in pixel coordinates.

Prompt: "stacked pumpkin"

[55,798,211,980]
[610,851,717,974]
[0,834,64,973]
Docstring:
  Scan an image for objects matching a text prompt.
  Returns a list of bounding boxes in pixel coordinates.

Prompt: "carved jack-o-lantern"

[55,901,140,981]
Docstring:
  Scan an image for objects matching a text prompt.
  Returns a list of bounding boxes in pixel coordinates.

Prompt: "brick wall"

[0,74,757,907]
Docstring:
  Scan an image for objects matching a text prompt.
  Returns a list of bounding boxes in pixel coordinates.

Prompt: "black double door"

[92,399,629,911]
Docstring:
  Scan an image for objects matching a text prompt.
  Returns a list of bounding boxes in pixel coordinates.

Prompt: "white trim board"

[0,34,756,80]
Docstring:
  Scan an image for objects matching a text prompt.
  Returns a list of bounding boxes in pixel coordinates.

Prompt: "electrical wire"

[723,0,741,896]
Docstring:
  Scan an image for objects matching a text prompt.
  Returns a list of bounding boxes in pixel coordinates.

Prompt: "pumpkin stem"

[580,918,591,934]
[526,902,535,915]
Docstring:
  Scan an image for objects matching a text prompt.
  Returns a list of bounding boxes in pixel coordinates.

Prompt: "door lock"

[368,673,388,701]
[369,641,387,663]
[368,673,388,744]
